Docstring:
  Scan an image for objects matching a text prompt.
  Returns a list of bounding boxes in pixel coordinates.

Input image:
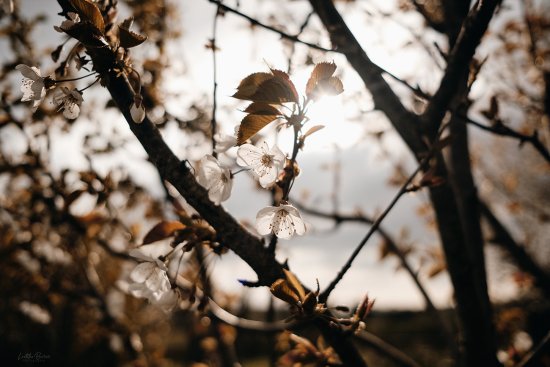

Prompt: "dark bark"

[308,1,501,365]
[480,201,550,297]
[448,115,498,366]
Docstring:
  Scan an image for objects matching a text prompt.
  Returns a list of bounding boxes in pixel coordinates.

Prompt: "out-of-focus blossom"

[16,64,47,112]
[53,87,83,119]
[256,204,305,239]
[196,154,233,205]
[237,141,285,188]
[19,301,51,324]
[214,131,237,153]
[128,251,170,302]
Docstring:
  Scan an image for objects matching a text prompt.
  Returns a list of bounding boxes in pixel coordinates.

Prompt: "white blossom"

[16,64,47,112]
[19,301,51,324]
[214,132,237,153]
[236,141,285,188]
[196,154,233,205]
[53,87,83,119]
[128,252,171,302]
[54,12,80,32]
[130,99,145,123]
[256,204,306,239]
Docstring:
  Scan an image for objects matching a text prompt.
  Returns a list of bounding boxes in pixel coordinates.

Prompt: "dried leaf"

[306,62,337,98]
[237,114,279,145]
[69,0,105,33]
[315,76,344,97]
[270,278,301,305]
[303,125,325,138]
[232,72,273,100]
[243,102,281,115]
[142,220,186,245]
[119,25,147,48]
[283,269,306,302]
[301,292,318,314]
[249,76,299,103]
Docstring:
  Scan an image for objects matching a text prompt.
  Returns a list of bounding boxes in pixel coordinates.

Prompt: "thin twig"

[207,0,333,53]
[295,203,458,354]
[514,330,550,367]
[206,0,425,100]
[319,158,428,303]
[210,5,220,157]
[462,115,550,163]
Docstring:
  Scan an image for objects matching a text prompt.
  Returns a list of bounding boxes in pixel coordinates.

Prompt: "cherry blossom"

[128,251,171,303]
[52,87,83,119]
[256,204,306,239]
[16,64,47,112]
[236,141,285,188]
[196,154,233,205]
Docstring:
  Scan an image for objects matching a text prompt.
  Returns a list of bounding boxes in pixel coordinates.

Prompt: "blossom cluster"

[196,138,306,239]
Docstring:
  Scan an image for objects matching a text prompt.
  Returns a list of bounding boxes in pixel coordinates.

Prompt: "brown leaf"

[283,269,306,302]
[303,125,325,138]
[269,68,299,102]
[232,72,273,100]
[315,76,344,97]
[243,102,281,115]
[249,76,299,104]
[119,25,147,48]
[69,0,105,33]
[61,21,108,47]
[142,220,186,245]
[306,62,337,98]
[270,278,301,305]
[237,114,279,145]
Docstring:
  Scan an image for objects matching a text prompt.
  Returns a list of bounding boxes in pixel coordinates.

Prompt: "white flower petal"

[197,155,232,205]
[130,262,155,283]
[236,144,262,167]
[63,102,80,119]
[16,64,40,80]
[255,206,277,235]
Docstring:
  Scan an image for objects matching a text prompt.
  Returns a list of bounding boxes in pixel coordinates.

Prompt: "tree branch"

[480,201,550,296]
[422,0,502,138]
[295,203,458,355]
[463,115,550,163]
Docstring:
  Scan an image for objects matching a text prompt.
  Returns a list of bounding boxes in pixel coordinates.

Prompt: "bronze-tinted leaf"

[303,125,325,138]
[250,76,299,103]
[283,269,306,302]
[270,278,300,305]
[301,292,318,314]
[142,220,186,245]
[232,72,273,100]
[62,21,108,48]
[237,113,279,145]
[69,0,105,33]
[243,102,281,115]
[270,68,299,102]
[315,76,344,97]
[119,25,147,48]
[306,62,337,98]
